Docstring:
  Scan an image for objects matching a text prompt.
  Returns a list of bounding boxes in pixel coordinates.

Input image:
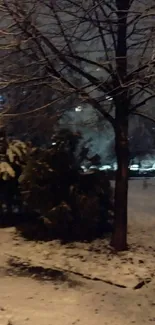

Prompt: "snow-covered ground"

[0,179,155,325]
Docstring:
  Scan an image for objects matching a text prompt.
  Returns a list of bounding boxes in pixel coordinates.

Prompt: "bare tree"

[1,0,155,250]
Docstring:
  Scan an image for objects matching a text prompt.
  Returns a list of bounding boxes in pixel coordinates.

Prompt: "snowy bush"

[19,129,114,241]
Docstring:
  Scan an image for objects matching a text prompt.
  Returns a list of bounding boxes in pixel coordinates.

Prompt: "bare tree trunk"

[110,0,130,251]
[111,115,129,251]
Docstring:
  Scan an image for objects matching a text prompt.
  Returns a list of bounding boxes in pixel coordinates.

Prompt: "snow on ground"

[0,179,155,325]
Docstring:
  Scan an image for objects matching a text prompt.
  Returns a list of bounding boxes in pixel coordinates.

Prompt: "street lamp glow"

[75,105,82,112]
[106,96,113,101]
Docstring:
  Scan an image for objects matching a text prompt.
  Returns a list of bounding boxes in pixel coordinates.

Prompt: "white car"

[130,164,139,171]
